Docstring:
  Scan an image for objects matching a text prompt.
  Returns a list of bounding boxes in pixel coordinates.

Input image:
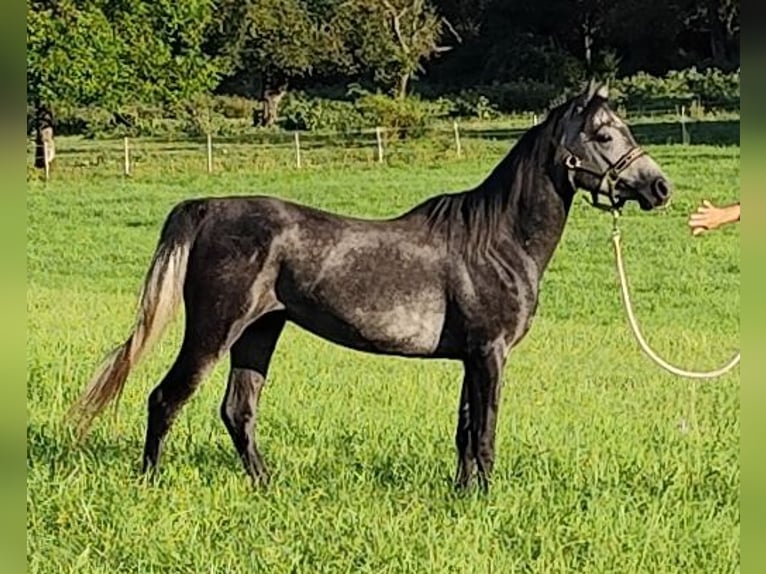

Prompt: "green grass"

[27,140,739,572]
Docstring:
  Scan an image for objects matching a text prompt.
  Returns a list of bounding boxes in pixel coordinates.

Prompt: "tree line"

[27,0,739,132]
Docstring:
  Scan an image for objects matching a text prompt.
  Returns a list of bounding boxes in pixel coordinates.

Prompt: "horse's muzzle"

[651,178,671,204]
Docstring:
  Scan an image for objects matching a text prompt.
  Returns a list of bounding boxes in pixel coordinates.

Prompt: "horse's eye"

[594,132,612,143]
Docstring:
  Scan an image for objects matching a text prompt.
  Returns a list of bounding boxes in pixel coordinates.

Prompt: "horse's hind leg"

[221,310,286,485]
[141,280,264,475]
[141,336,221,475]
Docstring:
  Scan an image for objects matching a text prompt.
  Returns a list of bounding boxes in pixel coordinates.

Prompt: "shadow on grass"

[26,421,243,484]
[28,416,735,508]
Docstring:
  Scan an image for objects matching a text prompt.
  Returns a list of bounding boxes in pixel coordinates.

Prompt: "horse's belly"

[276,227,447,355]
[352,302,445,354]
[287,297,446,356]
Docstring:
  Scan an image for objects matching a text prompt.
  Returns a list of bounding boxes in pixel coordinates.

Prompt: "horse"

[70,82,671,490]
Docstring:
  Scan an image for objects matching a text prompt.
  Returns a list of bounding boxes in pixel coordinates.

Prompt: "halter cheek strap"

[564,147,646,211]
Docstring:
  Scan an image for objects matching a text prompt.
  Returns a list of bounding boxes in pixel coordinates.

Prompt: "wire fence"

[27,104,740,182]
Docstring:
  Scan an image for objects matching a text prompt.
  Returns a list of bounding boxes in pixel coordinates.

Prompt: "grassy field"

[27,132,739,572]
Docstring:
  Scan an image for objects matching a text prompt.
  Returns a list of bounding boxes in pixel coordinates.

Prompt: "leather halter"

[563,146,646,211]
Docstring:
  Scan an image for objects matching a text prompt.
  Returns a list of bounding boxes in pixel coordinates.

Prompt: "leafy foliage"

[280,89,447,136]
[27,0,123,108]
[342,0,456,99]
[353,90,440,136]
[612,68,740,110]
[280,93,363,132]
[26,0,740,136]
[27,0,219,111]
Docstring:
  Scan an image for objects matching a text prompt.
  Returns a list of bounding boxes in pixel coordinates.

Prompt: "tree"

[456,0,586,87]
[210,0,352,127]
[97,0,220,109]
[694,0,739,68]
[26,0,220,117]
[27,0,122,110]
[27,0,122,165]
[433,0,491,40]
[344,0,459,99]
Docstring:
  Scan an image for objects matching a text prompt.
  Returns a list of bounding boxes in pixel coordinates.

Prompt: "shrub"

[279,92,363,132]
[212,95,254,120]
[442,68,739,119]
[30,66,739,140]
[280,90,444,137]
[612,68,740,111]
[353,91,442,138]
[449,92,500,120]
[441,80,559,118]
[482,80,561,113]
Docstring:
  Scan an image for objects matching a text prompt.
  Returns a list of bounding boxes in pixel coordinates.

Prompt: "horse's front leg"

[465,342,507,491]
[454,372,476,489]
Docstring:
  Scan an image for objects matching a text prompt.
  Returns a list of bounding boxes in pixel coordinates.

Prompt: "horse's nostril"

[653,179,670,201]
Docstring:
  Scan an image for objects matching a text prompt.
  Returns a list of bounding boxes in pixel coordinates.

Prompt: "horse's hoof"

[250,471,271,489]
[453,475,473,492]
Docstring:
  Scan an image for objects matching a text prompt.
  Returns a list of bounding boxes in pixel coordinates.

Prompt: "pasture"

[27,129,739,572]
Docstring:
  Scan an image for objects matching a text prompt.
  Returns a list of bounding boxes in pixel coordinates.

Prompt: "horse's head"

[557,81,671,211]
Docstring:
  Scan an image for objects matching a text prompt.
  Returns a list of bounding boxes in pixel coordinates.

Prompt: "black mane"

[407,99,573,259]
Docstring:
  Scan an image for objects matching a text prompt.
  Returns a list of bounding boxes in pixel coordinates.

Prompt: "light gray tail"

[69,200,206,438]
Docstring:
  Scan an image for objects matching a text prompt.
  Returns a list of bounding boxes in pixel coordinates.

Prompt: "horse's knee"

[220,384,254,434]
[147,386,170,421]
[220,402,251,432]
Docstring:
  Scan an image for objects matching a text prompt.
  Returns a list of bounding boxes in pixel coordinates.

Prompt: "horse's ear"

[595,81,609,100]
[584,78,608,103]
[584,78,597,100]
[571,79,595,114]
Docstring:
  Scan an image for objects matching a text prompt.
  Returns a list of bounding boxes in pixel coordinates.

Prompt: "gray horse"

[71,82,671,490]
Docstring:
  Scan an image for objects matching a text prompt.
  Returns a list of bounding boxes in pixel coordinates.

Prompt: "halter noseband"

[563,146,646,211]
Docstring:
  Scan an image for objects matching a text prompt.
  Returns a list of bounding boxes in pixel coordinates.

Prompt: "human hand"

[688,200,739,236]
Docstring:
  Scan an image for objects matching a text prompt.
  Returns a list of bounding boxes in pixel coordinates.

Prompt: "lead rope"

[610,210,740,379]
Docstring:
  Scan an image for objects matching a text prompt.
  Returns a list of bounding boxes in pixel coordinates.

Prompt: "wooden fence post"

[294,131,302,168]
[453,120,462,158]
[680,105,690,145]
[42,141,50,182]
[123,137,130,176]
[376,127,384,163]
[207,133,213,173]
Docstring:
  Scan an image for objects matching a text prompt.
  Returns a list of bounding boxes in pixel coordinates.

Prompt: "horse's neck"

[484,150,574,272]
[515,178,573,272]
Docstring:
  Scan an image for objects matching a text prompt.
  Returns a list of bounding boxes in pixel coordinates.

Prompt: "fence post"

[453,120,462,158]
[376,127,384,163]
[123,137,130,176]
[294,131,302,168]
[680,105,689,145]
[207,133,213,173]
[532,113,538,125]
[42,141,50,182]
